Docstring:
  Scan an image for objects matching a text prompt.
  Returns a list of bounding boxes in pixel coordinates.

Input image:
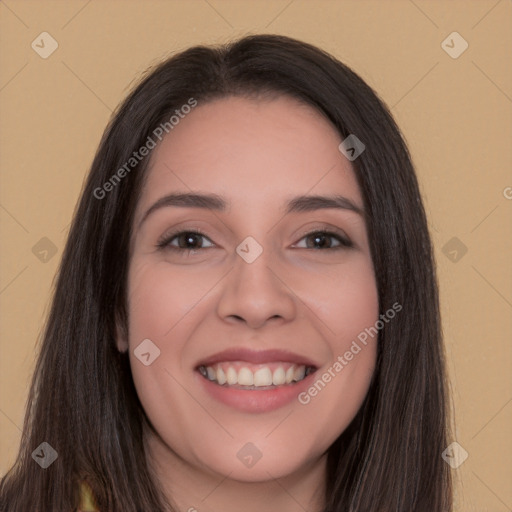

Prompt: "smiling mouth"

[197,361,317,390]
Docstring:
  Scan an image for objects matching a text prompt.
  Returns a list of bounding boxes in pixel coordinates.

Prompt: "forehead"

[136,95,361,218]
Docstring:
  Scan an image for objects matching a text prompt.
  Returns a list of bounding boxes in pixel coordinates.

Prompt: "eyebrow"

[138,192,364,228]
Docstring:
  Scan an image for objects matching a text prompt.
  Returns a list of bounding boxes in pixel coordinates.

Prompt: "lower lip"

[195,370,317,413]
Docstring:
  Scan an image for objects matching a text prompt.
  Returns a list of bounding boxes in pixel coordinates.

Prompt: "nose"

[216,246,297,329]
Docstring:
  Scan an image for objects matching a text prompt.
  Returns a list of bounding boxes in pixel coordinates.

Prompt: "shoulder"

[78,481,99,512]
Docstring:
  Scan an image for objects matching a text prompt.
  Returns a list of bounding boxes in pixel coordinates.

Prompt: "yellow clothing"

[79,481,99,511]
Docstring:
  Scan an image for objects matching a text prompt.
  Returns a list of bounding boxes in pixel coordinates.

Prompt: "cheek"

[124,261,214,452]
[125,260,223,410]
[291,257,379,438]
[126,260,220,341]
[292,254,379,342]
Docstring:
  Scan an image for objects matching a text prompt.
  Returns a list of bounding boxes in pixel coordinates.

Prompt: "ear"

[115,314,129,353]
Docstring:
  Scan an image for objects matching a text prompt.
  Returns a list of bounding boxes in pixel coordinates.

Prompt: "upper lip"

[196,348,319,369]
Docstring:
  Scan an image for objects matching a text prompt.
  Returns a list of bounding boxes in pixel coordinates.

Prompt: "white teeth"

[294,365,306,381]
[253,367,273,387]
[226,366,238,385]
[238,367,254,386]
[272,367,286,385]
[200,363,312,387]
[216,367,227,385]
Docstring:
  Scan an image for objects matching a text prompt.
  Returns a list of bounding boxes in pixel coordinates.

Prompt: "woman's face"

[117,95,379,483]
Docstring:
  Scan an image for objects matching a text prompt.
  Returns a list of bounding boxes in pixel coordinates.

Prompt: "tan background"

[0,1,511,510]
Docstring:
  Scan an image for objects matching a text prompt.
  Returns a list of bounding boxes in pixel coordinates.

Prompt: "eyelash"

[156,227,353,254]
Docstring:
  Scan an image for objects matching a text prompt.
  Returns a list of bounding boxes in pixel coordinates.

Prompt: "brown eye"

[295,230,353,250]
[157,230,214,252]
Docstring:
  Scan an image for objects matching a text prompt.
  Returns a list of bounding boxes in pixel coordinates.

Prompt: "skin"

[116,95,379,512]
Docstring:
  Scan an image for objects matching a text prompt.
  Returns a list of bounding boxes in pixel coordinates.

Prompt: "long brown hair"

[0,34,452,511]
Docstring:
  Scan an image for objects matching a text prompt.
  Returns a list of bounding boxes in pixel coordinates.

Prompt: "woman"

[0,34,453,511]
